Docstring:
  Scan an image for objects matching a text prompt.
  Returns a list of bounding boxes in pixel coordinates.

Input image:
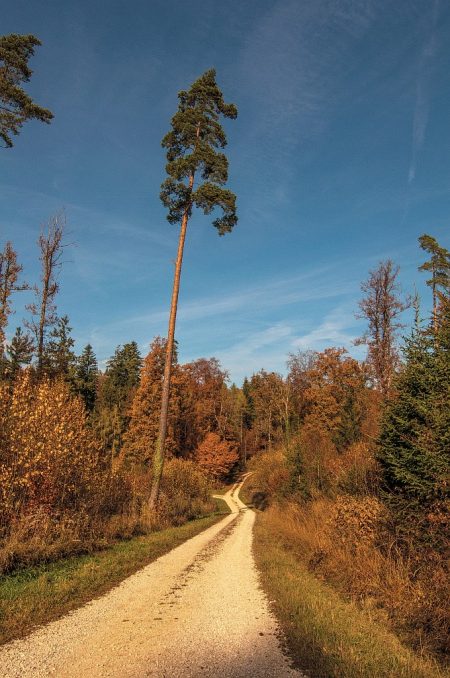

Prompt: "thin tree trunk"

[432,274,437,335]
[0,258,11,353]
[37,281,48,371]
[149,175,194,509]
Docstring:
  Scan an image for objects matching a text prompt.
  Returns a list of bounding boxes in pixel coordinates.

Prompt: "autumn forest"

[1,29,449,678]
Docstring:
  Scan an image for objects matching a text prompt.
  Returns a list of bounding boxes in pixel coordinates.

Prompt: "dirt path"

[1,478,304,677]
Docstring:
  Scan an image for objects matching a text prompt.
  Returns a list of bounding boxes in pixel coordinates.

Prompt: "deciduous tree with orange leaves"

[122,337,192,468]
[302,347,367,452]
[195,431,238,480]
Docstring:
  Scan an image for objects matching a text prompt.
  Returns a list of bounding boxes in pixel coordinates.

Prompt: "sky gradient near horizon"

[1,0,450,383]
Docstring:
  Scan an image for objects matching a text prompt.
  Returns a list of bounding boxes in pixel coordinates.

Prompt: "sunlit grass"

[253,511,448,678]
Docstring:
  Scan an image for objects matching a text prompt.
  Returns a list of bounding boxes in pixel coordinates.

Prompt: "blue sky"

[1,0,449,383]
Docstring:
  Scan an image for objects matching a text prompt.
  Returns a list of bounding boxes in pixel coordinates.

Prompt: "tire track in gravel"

[0,476,305,677]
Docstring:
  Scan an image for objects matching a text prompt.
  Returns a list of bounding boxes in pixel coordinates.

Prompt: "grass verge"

[253,511,448,678]
[212,483,234,496]
[0,511,227,646]
[238,482,254,507]
[213,495,232,513]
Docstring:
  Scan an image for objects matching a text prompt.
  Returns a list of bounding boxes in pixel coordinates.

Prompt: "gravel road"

[0,477,304,677]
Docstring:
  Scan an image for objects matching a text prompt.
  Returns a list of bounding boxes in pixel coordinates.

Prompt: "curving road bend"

[1,477,304,677]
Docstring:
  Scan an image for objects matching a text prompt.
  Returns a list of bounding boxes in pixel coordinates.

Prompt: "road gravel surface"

[0,477,304,677]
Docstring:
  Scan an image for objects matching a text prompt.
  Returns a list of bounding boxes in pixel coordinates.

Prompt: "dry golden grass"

[246,447,448,661]
[266,499,449,659]
[253,510,448,678]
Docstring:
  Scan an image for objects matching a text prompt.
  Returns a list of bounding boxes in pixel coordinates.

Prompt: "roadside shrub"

[0,372,103,532]
[159,458,215,525]
[0,375,216,573]
[296,424,337,497]
[335,441,380,496]
[262,499,449,658]
[246,450,290,506]
[327,495,387,550]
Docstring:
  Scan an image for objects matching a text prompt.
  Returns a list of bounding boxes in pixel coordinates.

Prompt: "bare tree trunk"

[37,265,50,371]
[149,176,194,509]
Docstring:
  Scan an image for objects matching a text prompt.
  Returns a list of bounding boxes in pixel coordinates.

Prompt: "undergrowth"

[245,450,449,666]
[253,509,448,678]
[0,458,215,575]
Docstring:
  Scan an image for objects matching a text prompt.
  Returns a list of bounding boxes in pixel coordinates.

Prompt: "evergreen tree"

[94,342,142,458]
[334,392,363,452]
[74,344,98,411]
[432,301,450,462]
[151,69,238,507]
[242,377,255,430]
[418,234,450,333]
[123,337,173,466]
[377,307,449,540]
[43,315,76,379]
[5,326,34,376]
[0,34,53,148]
[101,341,142,410]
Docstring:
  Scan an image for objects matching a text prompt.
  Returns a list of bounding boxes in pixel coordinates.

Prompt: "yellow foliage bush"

[246,450,291,507]
[334,441,380,495]
[0,375,217,572]
[0,372,102,526]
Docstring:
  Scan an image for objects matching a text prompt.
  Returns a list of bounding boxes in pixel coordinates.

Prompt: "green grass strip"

[253,514,448,678]
[0,511,227,646]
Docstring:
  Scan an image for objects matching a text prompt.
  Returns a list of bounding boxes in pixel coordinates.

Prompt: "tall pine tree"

[150,69,237,507]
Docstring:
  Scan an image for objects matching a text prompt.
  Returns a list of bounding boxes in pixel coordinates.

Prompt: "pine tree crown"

[160,69,237,235]
[0,33,54,148]
[419,233,450,293]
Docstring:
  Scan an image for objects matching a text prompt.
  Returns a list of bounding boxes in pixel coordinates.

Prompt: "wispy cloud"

[214,323,293,382]
[240,0,374,145]
[96,263,354,334]
[199,302,365,384]
[84,260,362,382]
[235,0,376,218]
[408,0,440,183]
[292,303,360,352]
